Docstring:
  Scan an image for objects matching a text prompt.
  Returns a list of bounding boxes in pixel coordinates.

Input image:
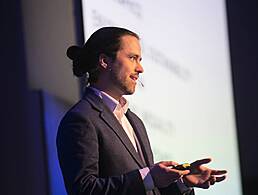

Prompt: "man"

[57,27,227,195]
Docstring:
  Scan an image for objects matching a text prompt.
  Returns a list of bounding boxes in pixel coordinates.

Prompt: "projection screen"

[81,1,242,194]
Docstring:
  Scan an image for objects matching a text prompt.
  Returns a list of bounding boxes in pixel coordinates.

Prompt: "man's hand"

[183,158,227,189]
[150,161,190,188]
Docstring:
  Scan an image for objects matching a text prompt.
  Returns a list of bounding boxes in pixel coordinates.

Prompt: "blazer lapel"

[126,109,153,166]
[83,88,145,168]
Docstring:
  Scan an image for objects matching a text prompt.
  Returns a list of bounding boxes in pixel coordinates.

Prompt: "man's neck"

[90,83,122,101]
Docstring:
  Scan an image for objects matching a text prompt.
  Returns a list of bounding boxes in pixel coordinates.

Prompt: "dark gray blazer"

[56,88,194,195]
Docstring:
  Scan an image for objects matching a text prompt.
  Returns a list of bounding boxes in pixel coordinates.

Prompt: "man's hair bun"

[66,45,81,60]
[66,45,86,77]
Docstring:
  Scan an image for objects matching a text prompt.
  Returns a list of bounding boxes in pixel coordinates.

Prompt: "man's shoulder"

[69,98,92,114]
[57,98,101,136]
[61,96,100,121]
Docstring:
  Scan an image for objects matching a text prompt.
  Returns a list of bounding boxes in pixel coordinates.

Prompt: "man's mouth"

[130,75,138,82]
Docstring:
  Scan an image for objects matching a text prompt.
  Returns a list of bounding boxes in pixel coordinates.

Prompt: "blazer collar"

[82,88,146,168]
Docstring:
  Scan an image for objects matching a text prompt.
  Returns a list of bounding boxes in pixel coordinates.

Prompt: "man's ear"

[99,54,110,69]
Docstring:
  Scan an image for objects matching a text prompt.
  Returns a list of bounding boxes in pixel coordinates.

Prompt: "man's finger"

[215,175,226,182]
[191,158,212,167]
[211,170,227,175]
[209,176,216,185]
[201,181,210,189]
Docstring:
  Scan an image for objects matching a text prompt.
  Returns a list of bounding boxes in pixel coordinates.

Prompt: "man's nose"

[136,62,144,73]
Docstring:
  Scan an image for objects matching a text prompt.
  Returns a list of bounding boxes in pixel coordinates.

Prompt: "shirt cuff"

[177,178,193,194]
[139,167,155,191]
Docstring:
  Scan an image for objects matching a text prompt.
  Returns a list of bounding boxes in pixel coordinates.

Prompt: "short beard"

[110,69,135,96]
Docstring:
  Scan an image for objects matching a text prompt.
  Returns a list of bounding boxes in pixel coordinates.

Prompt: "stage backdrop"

[81,0,242,195]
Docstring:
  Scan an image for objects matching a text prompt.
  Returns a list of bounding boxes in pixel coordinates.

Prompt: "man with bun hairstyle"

[57,27,227,195]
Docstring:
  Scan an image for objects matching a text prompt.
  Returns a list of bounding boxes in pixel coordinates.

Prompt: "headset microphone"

[138,79,144,87]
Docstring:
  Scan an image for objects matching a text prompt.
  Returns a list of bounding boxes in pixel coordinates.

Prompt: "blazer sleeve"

[159,183,195,195]
[56,111,146,195]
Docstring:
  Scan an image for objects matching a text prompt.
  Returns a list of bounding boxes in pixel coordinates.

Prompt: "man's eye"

[129,56,136,61]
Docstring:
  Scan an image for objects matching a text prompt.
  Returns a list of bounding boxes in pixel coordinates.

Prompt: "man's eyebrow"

[129,53,142,61]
